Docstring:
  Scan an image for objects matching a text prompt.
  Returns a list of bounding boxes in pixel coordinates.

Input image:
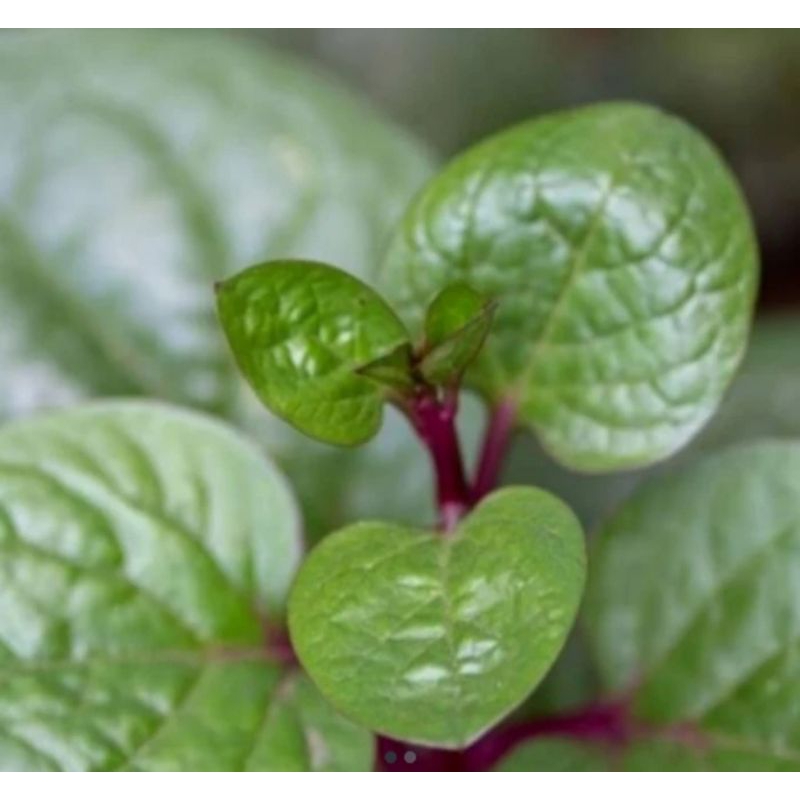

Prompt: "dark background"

[255,29,800,312]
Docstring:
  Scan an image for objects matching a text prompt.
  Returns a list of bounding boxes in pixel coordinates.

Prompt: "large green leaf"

[379,102,758,471]
[582,440,800,770]
[217,261,410,446]
[0,403,372,771]
[0,30,431,421]
[289,487,585,748]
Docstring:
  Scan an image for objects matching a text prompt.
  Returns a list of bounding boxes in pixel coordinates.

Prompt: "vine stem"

[472,399,517,501]
[406,388,471,531]
[402,392,518,530]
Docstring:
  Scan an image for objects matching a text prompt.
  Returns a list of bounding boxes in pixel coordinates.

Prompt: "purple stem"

[408,391,471,531]
[472,399,517,501]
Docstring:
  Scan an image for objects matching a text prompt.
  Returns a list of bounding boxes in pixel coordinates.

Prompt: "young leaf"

[0,403,372,771]
[288,487,586,748]
[217,260,411,446]
[419,284,496,385]
[380,103,758,471]
[356,343,416,393]
[424,283,488,345]
[584,440,800,770]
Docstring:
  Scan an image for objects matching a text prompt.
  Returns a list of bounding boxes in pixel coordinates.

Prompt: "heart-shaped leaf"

[217,260,411,446]
[582,440,800,770]
[379,102,758,471]
[288,486,586,748]
[0,403,372,771]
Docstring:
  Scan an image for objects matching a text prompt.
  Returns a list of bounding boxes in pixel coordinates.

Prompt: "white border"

[1,4,799,28]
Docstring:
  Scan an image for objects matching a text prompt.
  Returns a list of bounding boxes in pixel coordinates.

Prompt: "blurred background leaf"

[0,29,431,421]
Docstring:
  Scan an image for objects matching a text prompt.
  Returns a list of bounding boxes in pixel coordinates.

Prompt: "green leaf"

[217,260,410,446]
[0,30,432,422]
[585,440,800,770]
[380,102,758,471]
[686,315,800,450]
[419,284,496,385]
[424,283,488,345]
[288,487,586,748]
[356,343,415,393]
[0,402,372,771]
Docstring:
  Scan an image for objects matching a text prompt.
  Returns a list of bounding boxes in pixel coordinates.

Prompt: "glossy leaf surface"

[289,487,585,748]
[380,102,758,470]
[217,261,410,446]
[585,440,800,770]
[0,403,372,771]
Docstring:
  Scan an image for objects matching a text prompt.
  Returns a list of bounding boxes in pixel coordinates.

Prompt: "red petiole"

[401,387,518,530]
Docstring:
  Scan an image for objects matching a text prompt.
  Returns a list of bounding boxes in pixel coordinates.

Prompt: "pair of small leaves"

[357,283,495,390]
[0,403,372,771]
[497,439,800,771]
[288,486,586,748]
[216,261,493,446]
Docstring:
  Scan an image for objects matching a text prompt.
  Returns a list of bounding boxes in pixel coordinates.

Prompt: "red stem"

[472,399,517,501]
[407,390,471,531]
